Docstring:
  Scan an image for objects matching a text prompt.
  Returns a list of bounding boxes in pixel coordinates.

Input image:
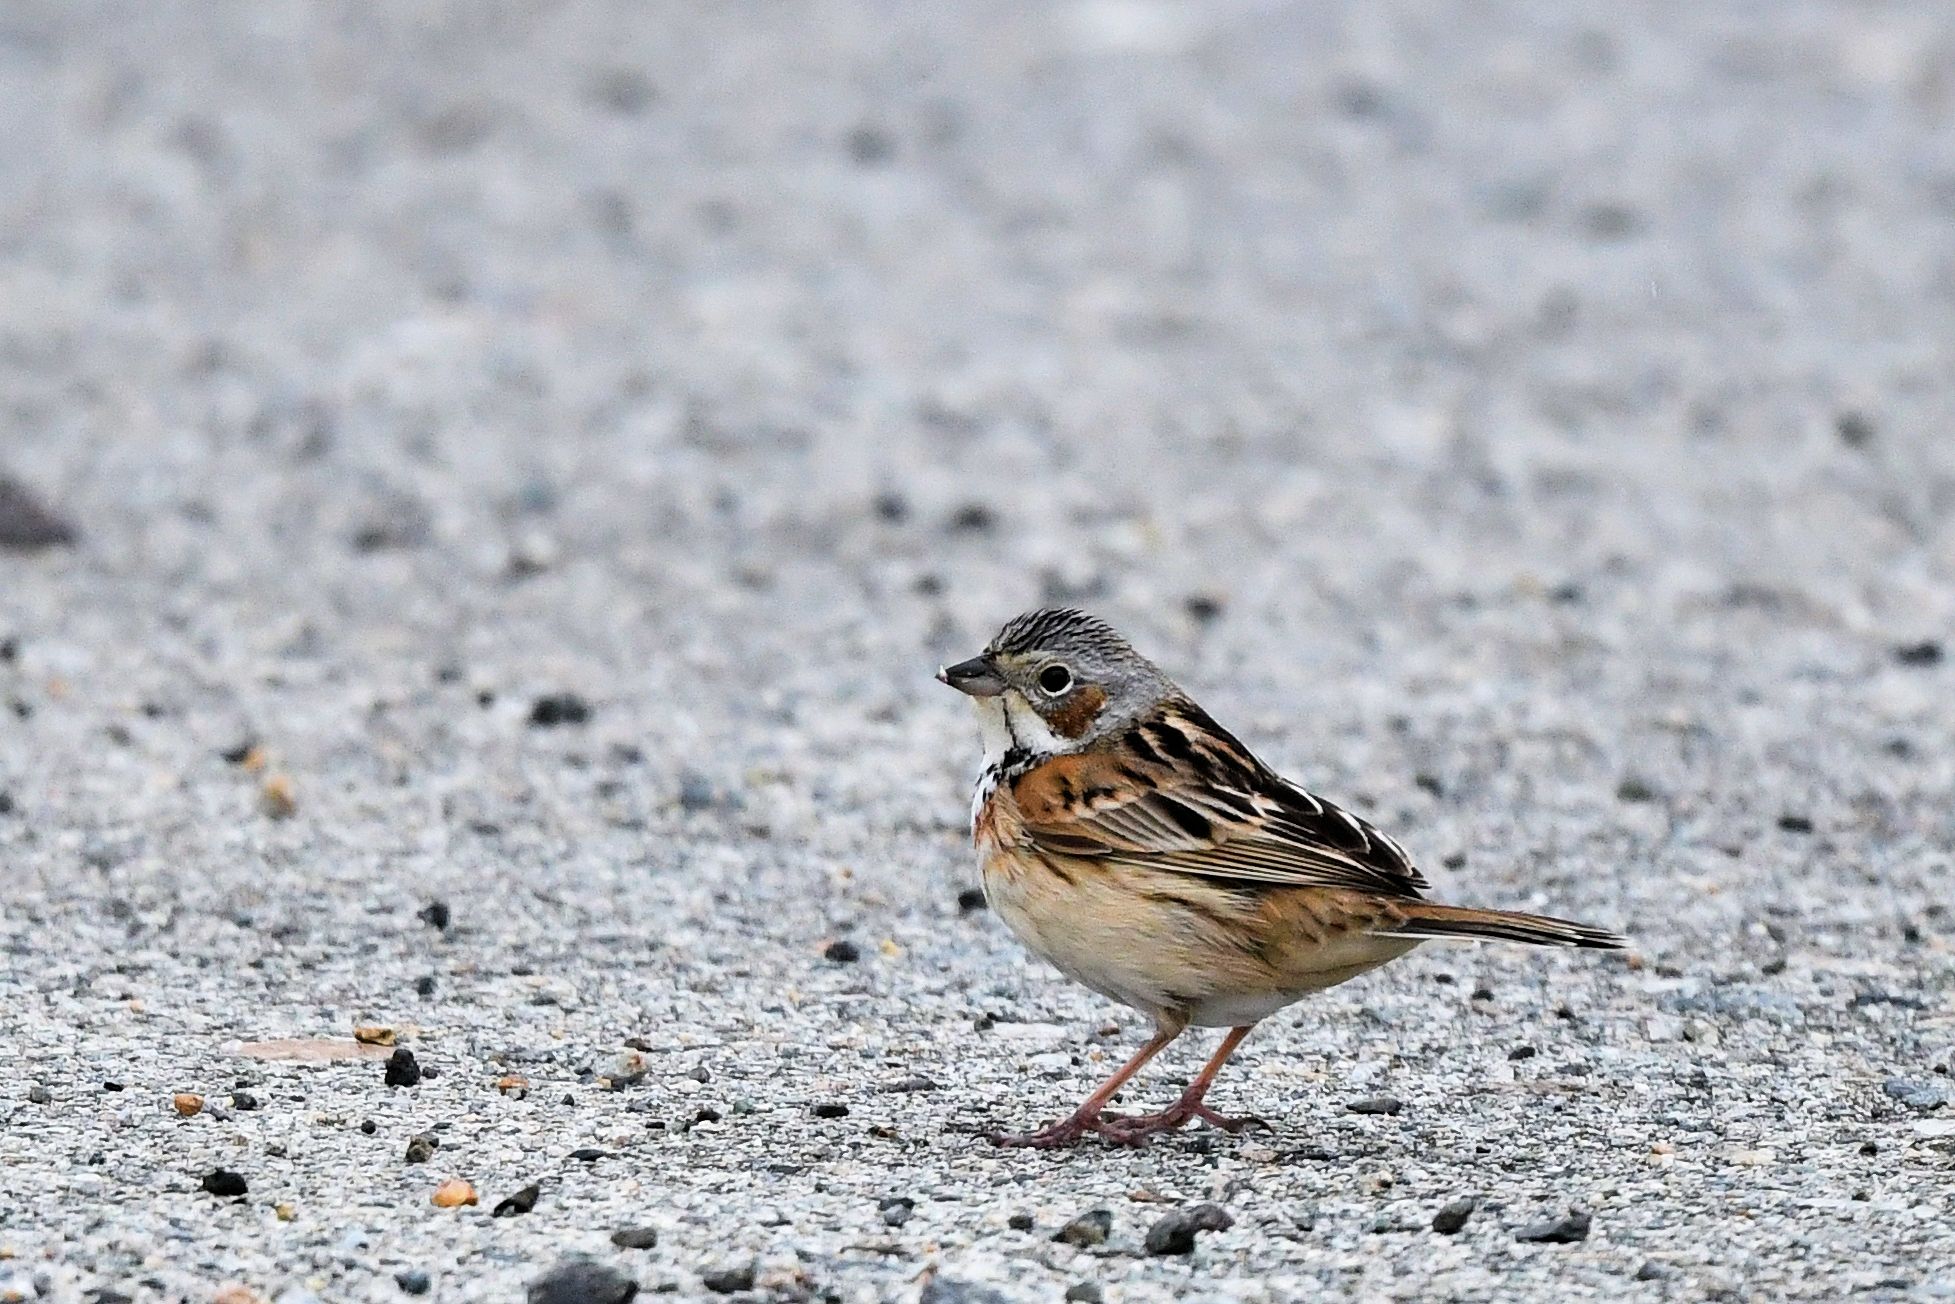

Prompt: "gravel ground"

[4,1,1955,1300]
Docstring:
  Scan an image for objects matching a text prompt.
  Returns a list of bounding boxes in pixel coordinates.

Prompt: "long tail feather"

[1380,902,1625,950]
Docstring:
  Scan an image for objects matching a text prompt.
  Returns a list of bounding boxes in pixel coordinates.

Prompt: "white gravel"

[3,1,1954,1300]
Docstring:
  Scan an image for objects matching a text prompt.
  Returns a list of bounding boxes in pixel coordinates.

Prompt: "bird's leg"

[989,1023,1183,1148]
[1099,1025,1266,1141]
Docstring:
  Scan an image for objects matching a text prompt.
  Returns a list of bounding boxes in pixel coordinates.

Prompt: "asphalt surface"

[3,1,1955,1300]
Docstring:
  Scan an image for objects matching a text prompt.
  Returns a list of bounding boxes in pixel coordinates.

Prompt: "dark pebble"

[527,1258,639,1304]
[404,1133,438,1164]
[811,1102,849,1119]
[1615,777,1658,803]
[873,491,910,522]
[395,1270,431,1295]
[884,1075,938,1093]
[385,1048,422,1088]
[220,741,257,765]
[418,900,451,931]
[493,1183,541,1217]
[1515,1208,1592,1244]
[202,1168,248,1198]
[1777,813,1814,833]
[823,940,860,963]
[1883,1077,1952,1110]
[1064,1286,1103,1304]
[230,1090,259,1111]
[1184,594,1224,623]
[0,476,78,550]
[1635,1261,1672,1281]
[27,1084,50,1104]
[529,693,592,727]
[1346,1096,1403,1115]
[700,1264,755,1294]
[956,888,987,914]
[1894,640,1944,667]
[1431,1196,1478,1234]
[1508,1046,1537,1061]
[610,1227,659,1250]
[415,975,438,997]
[1053,1208,1112,1247]
[879,1196,915,1227]
[570,1148,610,1162]
[947,503,995,532]
[1836,410,1875,447]
[360,1119,377,1135]
[677,772,716,812]
[1007,1212,1035,1231]
[846,124,894,165]
[0,791,12,816]
[1144,1203,1233,1256]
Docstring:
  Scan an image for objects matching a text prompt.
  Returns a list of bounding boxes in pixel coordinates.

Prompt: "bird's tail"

[1379,902,1625,950]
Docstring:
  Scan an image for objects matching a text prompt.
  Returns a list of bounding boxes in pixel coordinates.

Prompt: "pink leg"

[989,1023,1184,1149]
[1099,1025,1267,1143]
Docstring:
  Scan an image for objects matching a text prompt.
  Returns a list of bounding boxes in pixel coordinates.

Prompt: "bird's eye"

[1038,664,1073,696]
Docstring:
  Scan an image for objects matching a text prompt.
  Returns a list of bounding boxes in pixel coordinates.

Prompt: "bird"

[938,608,1625,1148]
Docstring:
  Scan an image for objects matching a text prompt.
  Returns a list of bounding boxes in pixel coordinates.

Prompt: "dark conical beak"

[936,655,1006,697]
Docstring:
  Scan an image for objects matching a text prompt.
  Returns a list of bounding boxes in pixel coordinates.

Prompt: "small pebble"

[385,1048,422,1088]
[811,1102,849,1118]
[956,888,987,914]
[415,975,438,996]
[395,1270,430,1296]
[493,1183,541,1217]
[879,1196,915,1227]
[700,1264,755,1294]
[1144,1203,1233,1256]
[202,1168,249,1198]
[1893,641,1943,667]
[1515,1208,1592,1243]
[677,772,717,812]
[1053,1209,1112,1247]
[1007,1212,1035,1231]
[418,901,451,931]
[27,1084,51,1104]
[231,1090,259,1111]
[823,940,860,963]
[0,476,78,550]
[1346,1096,1403,1115]
[529,693,592,727]
[404,1133,438,1164]
[610,1226,659,1250]
[1431,1196,1478,1234]
[431,1178,478,1208]
[527,1259,638,1304]
[1064,1286,1103,1304]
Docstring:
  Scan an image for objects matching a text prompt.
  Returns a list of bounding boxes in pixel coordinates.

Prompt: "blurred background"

[4,2,1953,1299]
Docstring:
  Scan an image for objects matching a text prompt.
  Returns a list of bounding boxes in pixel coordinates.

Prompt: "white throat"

[967,692,1077,833]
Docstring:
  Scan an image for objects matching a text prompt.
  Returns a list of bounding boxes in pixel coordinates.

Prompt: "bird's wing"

[1009,699,1430,899]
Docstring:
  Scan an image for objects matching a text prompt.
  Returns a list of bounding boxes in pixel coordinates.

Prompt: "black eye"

[1038,664,1073,695]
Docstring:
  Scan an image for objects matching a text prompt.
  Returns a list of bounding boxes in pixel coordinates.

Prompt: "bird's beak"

[937,655,1006,697]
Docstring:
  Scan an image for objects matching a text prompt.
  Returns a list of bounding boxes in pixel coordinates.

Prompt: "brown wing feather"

[1010,699,1430,899]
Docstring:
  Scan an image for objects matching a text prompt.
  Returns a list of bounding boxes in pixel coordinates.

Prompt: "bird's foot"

[987,1110,1150,1149]
[1098,1101,1269,1143]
